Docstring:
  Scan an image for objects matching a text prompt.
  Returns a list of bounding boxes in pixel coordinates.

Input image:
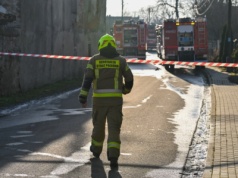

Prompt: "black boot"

[109,158,118,170]
[90,146,100,158]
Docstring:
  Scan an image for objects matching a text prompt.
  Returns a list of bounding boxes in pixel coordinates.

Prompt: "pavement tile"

[203,67,238,178]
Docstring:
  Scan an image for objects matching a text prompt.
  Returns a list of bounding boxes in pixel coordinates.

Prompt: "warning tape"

[0,52,91,60]
[126,59,238,67]
[1,52,238,68]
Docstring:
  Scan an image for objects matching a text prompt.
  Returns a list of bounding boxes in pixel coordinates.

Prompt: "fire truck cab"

[157,17,208,70]
[113,19,147,59]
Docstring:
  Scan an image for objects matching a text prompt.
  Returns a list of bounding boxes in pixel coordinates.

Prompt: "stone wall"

[0,0,106,96]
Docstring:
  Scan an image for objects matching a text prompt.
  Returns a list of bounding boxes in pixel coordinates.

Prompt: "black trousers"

[91,105,123,160]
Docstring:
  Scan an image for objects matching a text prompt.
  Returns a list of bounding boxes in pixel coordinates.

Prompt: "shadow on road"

[108,170,122,178]
[91,158,122,178]
[91,158,107,178]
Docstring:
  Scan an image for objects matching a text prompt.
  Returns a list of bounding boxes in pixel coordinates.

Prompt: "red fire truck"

[113,19,147,59]
[146,24,157,51]
[156,17,208,70]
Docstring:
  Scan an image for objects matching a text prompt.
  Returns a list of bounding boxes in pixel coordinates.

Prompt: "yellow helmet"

[98,34,117,51]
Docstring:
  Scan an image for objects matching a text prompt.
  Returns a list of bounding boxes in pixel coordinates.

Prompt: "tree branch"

[156,1,176,9]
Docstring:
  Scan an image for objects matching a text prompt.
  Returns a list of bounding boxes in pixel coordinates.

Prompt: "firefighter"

[78,34,134,170]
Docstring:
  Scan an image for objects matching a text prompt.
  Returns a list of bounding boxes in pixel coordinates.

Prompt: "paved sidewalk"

[203,67,238,178]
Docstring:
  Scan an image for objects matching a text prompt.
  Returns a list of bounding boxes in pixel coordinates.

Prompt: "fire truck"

[156,17,208,70]
[146,24,157,51]
[113,19,147,59]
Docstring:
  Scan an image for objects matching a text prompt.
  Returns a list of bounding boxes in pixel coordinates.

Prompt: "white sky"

[106,0,158,16]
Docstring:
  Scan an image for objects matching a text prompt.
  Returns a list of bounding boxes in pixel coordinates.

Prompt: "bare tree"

[141,6,166,24]
[144,0,197,21]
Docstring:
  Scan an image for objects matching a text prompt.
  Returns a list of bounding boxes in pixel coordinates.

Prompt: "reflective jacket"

[79,54,134,106]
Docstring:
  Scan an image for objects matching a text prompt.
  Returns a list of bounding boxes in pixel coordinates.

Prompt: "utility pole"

[227,0,232,57]
[148,8,151,24]
[121,0,124,22]
[148,7,154,24]
[226,0,232,71]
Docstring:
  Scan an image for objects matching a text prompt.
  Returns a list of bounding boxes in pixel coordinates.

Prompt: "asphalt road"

[0,54,207,178]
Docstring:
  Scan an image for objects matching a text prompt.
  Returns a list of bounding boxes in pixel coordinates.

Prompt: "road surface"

[0,52,209,178]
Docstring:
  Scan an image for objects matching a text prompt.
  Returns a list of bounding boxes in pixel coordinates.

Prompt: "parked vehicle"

[156,17,208,70]
[113,19,147,59]
[146,24,157,51]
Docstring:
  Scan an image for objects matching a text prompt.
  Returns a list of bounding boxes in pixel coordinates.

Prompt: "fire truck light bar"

[176,21,195,26]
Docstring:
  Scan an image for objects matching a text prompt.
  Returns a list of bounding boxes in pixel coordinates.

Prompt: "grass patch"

[228,75,238,84]
[216,67,238,84]
[0,78,82,109]
[225,68,238,84]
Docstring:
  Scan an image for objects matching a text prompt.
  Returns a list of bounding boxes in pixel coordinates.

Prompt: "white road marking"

[50,142,91,175]
[123,104,141,109]
[121,153,132,156]
[17,149,31,153]
[24,142,92,176]
[10,135,34,138]
[123,95,153,109]
[17,131,33,134]
[6,142,24,146]
[142,95,152,103]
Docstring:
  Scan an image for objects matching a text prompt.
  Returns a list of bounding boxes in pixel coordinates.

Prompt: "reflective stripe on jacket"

[80,54,133,106]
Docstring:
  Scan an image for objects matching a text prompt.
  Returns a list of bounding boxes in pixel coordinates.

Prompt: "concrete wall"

[0,0,106,96]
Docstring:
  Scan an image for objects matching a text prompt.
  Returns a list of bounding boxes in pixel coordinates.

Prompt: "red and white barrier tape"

[0,52,91,60]
[1,52,238,68]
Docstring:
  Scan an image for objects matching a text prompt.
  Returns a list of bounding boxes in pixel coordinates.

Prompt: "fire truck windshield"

[177,25,194,47]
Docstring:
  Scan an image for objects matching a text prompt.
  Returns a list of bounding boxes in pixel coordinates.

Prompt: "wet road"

[0,52,207,178]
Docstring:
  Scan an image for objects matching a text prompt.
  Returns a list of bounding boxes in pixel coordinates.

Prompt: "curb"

[201,68,215,177]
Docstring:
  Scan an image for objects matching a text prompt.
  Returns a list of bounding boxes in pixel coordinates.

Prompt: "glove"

[78,95,87,104]
[122,85,131,95]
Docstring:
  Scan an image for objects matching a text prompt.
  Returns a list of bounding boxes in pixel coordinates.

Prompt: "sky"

[106,0,158,16]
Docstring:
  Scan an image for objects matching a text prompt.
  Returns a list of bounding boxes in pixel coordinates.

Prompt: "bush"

[228,75,238,84]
